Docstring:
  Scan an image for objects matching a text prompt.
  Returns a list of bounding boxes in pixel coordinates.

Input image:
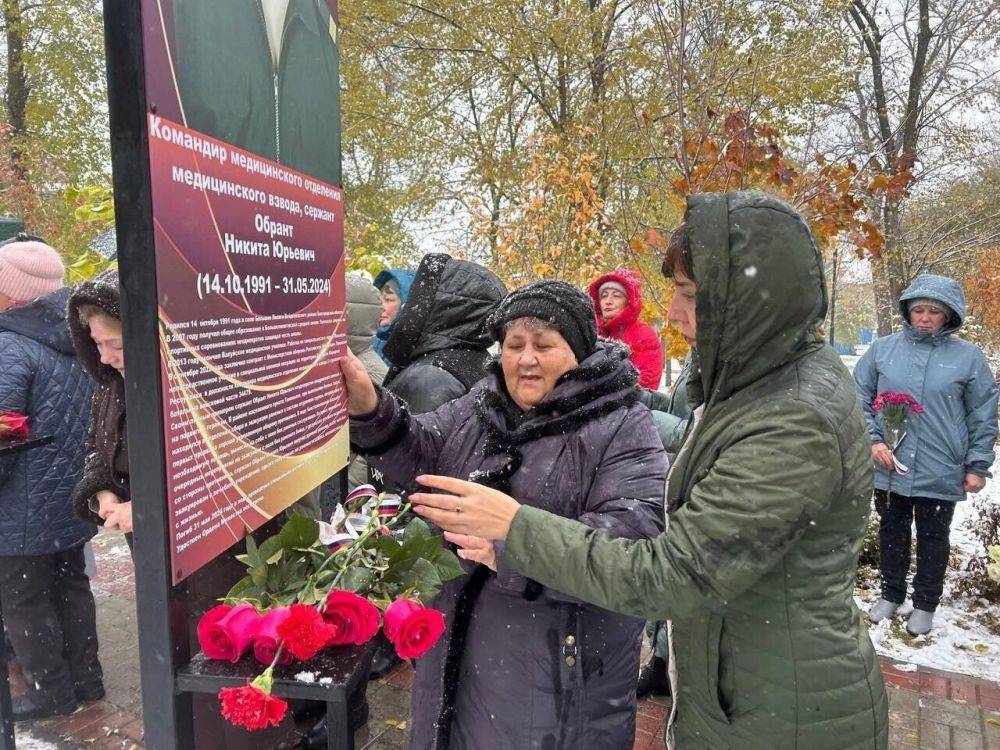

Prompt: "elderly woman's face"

[379,287,401,326]
[501,319,577,411]
[909,303,948,334]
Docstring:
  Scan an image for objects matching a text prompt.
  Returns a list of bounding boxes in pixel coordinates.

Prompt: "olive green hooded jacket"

[506,192,888,749]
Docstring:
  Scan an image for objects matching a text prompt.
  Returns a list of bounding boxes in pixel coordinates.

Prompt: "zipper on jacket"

[274,73,281,161]
[254,0,282,161]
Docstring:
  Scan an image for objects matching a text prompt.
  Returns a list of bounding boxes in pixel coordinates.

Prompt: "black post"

[0,594,13,750]
[103,1,193,747]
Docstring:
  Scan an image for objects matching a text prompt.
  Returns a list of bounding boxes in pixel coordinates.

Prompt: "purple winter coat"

[352,341,667,749]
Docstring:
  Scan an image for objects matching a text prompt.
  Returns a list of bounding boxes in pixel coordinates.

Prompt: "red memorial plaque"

[140,0,347,583]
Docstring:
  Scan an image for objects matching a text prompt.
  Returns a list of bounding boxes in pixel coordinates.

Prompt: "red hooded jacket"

[588,269,664,389]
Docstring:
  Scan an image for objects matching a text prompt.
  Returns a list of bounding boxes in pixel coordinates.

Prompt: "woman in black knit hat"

[341,279,668,749]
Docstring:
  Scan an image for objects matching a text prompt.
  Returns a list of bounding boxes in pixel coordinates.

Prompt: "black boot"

[11,693,77,721]
[368,633,402,679]
[636,656,670,699]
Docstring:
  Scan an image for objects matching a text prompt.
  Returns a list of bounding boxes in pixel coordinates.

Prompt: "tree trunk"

[870,200,909,335]
[3,0,30,177]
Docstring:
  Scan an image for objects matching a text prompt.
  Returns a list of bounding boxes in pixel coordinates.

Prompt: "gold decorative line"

[159,307,345,392]
[161,334,267,531]
[160,319,345,459]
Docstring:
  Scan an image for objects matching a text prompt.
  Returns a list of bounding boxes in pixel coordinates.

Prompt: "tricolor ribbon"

[319,488,405,550]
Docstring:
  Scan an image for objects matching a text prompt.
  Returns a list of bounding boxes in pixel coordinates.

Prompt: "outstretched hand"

[341,348,378,416]
[411,474,520,541]
[444,532,497,571]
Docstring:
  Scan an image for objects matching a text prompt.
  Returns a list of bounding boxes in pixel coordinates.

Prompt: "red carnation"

[383,599,445,660]
[322,590,380,647]
[275,604,333,661]
[197,604,261,663]
[0,412,29,440]
[219,670,287,731]
[252,608,294,666]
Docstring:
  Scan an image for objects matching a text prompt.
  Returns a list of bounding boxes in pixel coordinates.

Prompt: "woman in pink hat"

[0,234,105,720]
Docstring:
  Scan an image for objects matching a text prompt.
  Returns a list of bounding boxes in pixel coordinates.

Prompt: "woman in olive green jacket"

[406,192,888,750]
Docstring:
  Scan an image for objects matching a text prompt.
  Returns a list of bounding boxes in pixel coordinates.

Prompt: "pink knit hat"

[0,237,66,302]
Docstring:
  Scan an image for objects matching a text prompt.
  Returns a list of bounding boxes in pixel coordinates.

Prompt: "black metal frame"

[103,0,194,747]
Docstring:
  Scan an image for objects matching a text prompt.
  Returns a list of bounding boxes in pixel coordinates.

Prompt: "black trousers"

[0,545,103,705]
[874,490,956,612]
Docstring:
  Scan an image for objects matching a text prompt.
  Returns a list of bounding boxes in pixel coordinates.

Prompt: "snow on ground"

[13,728,62,750]
[856,477,1000,681]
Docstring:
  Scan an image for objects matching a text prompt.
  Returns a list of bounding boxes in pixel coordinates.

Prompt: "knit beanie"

[0,234,66,303]
[907,297,947,314]
[598,280,627,297]
[488,280,597,362]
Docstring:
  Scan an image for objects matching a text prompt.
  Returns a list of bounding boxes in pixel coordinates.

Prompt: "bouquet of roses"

[0,412,30,441]
[872,391,924,475]
[197,486,463,731]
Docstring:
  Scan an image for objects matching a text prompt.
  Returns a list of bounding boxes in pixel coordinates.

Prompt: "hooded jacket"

[588,268,664,388]
[854,274,998,501]
[381,254,505,414]
[372,268,415,364]
[640,352,695,456]
[504,192,888,750]
[0,289,95,555]
[351,341,667,750]
[67,269,130,525]
[345,274,388,489]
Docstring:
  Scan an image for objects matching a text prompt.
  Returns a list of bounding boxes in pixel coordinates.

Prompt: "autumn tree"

[841,0,1000,333]
[1,0,109,278]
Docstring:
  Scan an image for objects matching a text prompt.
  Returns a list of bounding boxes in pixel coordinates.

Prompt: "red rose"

[197,604,261,663]
[219,677,287,731]
[383,599,445,660]
[322,590,380,646]
[275,604,333,661]
[0,412,29,440]
[252,608,294,666]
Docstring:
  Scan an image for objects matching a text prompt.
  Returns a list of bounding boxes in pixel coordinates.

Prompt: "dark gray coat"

[352,342,667,749]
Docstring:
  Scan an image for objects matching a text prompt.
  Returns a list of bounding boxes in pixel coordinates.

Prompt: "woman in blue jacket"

[372,268,415,364]
[855,274,998,635]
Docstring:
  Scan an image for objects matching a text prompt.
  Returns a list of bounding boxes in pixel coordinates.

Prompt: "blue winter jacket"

[854,274,998,501]
[372,268,415,363]
[0,288,96,555]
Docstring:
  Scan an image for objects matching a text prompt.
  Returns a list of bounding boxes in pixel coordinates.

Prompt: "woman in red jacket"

[588,269,664,389]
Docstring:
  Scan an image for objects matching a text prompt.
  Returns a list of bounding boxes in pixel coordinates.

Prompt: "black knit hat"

[487,280,597,362]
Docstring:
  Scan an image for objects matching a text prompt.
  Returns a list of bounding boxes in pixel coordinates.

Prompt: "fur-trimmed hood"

[67,267,121,384]
[477,339,639,451]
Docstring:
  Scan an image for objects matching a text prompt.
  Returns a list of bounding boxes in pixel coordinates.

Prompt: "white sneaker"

[906,608,934,636]
[868,599,900,623]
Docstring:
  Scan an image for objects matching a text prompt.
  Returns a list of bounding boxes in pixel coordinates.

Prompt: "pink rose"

[197,604,261,663]
[322,590,380,646]
[383,599,446,660]
[252,608,294,666]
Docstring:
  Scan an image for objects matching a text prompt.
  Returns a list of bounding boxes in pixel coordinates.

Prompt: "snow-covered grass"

[855,477,1000,681]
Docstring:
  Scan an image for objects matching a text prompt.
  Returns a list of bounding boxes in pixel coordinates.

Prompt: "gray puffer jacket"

[352,341,667,749]
[854,274,998,500]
